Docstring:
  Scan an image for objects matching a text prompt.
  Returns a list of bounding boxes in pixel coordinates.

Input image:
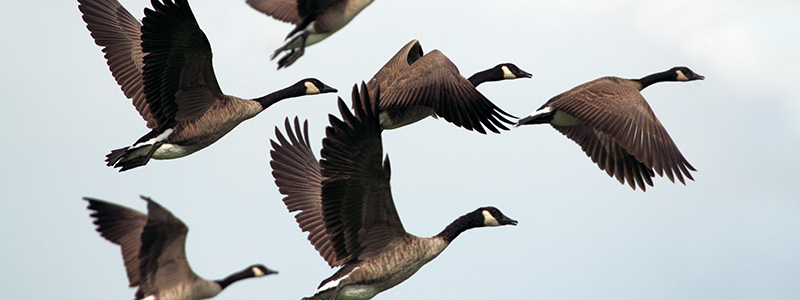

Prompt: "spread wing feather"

[270,118,344,267]
[141,0,224,130]
[548,77,694,190]
[136,196,195,298]
[246,0,303,24]
[79,0,156,128]
[379,50,514,134]
[85,198,148,287]
[320,84,407,263]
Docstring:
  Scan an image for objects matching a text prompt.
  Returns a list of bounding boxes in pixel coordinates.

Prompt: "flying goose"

[247,0,375,69]
[269,83,517,300]
[366,39,529,134]
[79,0,337,171]
[516,66,704,191]
[84,196,278,300]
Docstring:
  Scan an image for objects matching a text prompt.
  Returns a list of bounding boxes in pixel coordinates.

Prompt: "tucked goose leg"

[275,32,309,69]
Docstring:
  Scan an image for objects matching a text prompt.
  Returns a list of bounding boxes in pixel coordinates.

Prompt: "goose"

[84,196,278,300]
[516,66,704,191]
[247,0,374,69]
[366,39,530,134]
[79,0,337,171]
[269,83,517,300]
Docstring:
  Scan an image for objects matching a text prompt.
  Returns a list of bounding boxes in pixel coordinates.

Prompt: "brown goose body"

[269,84,517,300]
[366,39,530,134]
[84,196,277,300]
[517,66,704,191]
[79,0,336,171]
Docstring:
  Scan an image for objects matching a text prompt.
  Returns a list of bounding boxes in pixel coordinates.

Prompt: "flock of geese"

[78,0,704,299]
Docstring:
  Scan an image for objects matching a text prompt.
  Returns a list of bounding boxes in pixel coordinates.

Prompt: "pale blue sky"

[1,0,799,299]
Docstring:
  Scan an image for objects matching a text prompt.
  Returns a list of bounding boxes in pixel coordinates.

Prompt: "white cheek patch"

[676,70,689,81]
[482,210,500,226]
[501,65,515,79]
[253,267,265,277]
[305,81,321,94]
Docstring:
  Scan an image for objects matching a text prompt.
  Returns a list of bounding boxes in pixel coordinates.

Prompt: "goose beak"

[499,215,518,226]
[518,70,533,78]
[692,73,705,81]
[320,85,338,93]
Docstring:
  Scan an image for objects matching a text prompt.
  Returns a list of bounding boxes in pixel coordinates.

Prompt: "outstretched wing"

[366,39,423,100]
[246,0,303,24]
[141,0,225,130]
[270,117,343,267]
[549,78,695,189]
[136,196,196,298]
[84,197,147,287]
[79,0,156,128]
[379,50,515,134]
[321,83,407,263]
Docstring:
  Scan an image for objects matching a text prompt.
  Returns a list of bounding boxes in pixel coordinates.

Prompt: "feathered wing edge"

[78,0,155,128]
[320,83,407,263]
[550,81,695,190]
[270,117,344,267]
[84,197,147,287]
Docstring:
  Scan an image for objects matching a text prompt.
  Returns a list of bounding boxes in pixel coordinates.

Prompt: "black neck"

[636,70,676,90]
[435,212,483,243]
[253,85,303,110]
[468,68,500,87]
[215,268,254,290]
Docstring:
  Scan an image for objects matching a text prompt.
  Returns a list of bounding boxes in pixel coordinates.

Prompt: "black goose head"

[476,206,519,227]
[250,264,279,277]
[437,206,517,242]
[216,264,278,290]
[468,63,532,87]
[254,78,336,109]
[495,63,533,80]
[299,78,338,95]
[670,66,705,81]
[638,66,704,90]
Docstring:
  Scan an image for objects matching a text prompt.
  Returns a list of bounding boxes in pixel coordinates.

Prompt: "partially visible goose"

[247,0,374,69]
[79,0,337,171]
[84,196,277,300]
[366,39,530,134]
[516,66,704,191]
[269,83,517,300]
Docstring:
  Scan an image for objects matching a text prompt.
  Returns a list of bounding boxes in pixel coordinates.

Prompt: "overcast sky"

[2,0,799,299]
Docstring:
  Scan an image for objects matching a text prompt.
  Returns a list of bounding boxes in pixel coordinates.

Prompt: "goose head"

[300,78,338,95]
[250,264,279,277]
[671,66,705,82]
[496,63,533,80]
[477,206,518,227]
[469,63,532,87]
